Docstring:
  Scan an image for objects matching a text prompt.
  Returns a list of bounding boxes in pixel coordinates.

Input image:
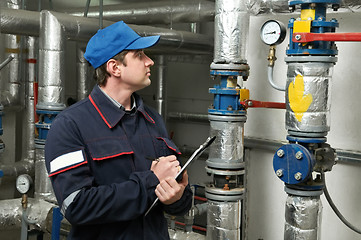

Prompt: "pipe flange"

[205,166,245,175]
[210,62,249,71]
[208,114,247,122]
[36,102,66,111]
[205,161,245,170]
[284,186,323,197]
[288,130,328,138]
[205,186,244,201]
[285,56,338,63]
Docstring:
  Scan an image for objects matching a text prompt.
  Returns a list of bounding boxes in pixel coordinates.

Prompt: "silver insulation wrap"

[22,36,36,162]
[285,61,334,136]
[206,200,241,240]
[0,198,55,231]
[35,148,57,203]
[1,0,23,109]
[38,11,66,109]
[284,195,322,240]
[246,0,361,15]
[67,0,215,24]
[169,229,206,240]
[213,0,249,64]
[77,46,94,100]
[207,115,246,169]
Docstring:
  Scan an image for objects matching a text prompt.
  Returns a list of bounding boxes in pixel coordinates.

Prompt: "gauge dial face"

[260,20,286,45]
[16,174,32,194]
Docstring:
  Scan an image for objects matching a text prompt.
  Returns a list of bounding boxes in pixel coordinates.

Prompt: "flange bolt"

[294,172,302,181]
[276,169,283,177]
[277,149,284,157]
[295,35,301,41]
[295,151,303,160]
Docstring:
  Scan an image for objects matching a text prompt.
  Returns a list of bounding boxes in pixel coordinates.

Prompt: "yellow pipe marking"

[288,74,313,122]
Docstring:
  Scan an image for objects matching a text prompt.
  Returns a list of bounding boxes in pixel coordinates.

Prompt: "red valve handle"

[293,32,361,43]
[240,100,286,109]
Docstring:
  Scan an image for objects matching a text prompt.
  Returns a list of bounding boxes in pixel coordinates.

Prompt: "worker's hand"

[151,155,180,182]
[155,170,189,205]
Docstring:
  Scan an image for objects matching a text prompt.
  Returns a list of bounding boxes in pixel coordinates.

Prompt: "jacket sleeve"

[45,115,160,225]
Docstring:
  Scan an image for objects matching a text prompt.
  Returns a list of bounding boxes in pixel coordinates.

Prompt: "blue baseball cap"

[84,21,160,69]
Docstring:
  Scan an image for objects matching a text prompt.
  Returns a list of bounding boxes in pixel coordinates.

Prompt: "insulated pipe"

[76,46,94,100]
[247,0,361,15]
[1,9,213,55]
[213,0,249,64]
[66,0,215,24]
[284,194,322,239]
[35,147,56,202]
[1,0,24,109]
[22,36,36,163]
[37,10,212,110]
[0,198,55,232]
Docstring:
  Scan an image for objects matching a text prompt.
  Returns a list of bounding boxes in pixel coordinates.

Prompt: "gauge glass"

[260,20,286,45]
[16,174,32,194]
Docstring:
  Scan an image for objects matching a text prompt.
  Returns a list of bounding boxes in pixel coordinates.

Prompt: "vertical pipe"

[38,10,66,110]
[77,46,94,100]
[22,36,37,163]
[1,0,24,110]
[155,55,167,120]
[213,0,249,64]
[284,194,322,239]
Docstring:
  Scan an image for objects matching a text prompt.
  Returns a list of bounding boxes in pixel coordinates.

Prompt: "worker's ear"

[106,59,121,77]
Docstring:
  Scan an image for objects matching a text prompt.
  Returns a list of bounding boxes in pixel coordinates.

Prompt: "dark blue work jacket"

[45,85,192,240]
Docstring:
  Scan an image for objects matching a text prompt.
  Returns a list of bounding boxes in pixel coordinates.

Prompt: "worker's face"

[118,50,154,91]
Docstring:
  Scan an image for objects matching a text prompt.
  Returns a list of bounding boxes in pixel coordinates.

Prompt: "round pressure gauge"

[260,20,287,45]
[16,174,33,194]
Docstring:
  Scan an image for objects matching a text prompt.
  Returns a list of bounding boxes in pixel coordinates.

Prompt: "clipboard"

[144,136,216,216]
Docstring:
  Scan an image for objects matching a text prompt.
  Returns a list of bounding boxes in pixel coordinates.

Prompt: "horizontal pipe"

[66,0,215,24]
[1,9,213,55]
[168,111,361,164]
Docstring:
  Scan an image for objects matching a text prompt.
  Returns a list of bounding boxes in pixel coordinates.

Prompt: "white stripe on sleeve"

[50,150,84,173]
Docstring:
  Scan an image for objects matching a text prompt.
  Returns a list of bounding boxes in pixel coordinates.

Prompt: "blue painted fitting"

[289,0,341,6]
[0,170,3,178]
[35,109,60,142]
[286,2,339,56]
[273,144,315,185]
[209,69,248,115]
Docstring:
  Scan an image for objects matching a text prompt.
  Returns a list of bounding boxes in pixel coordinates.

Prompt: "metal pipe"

[1,0,25,109]
[66,0,215,24]
[155,55,167,119]
[285,56,336,137]
[84,0,91,17]
[99,0,103,29]
[22,36,37,163]
[0,198,55,232]
[213,0,249,64]
[284,194,322,240]
[0,55,15,71]
[77,45,94,100]
[35,147,56,202]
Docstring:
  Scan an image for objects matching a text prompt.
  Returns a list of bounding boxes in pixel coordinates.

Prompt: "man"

[45,21,192,240]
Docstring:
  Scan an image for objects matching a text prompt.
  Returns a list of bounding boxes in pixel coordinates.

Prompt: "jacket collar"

[89,85,155,128]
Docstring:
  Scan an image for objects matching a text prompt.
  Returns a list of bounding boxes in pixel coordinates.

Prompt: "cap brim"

[125,35,160,50]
